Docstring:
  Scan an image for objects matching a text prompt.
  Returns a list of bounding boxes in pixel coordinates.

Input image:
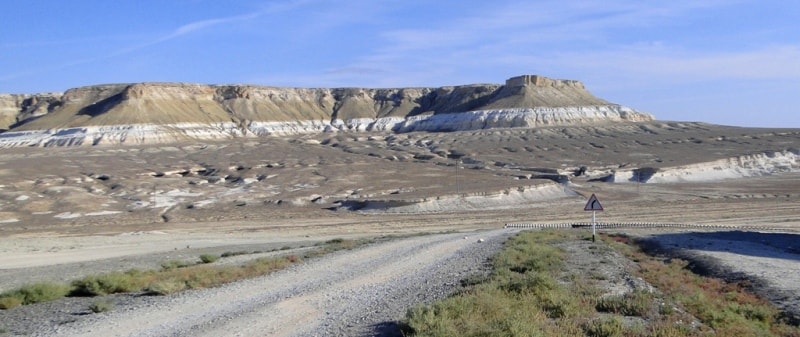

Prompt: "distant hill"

[0,75,653,147]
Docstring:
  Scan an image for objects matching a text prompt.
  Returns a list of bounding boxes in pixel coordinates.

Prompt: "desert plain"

[0,122,798,335]
[0,76,798,335]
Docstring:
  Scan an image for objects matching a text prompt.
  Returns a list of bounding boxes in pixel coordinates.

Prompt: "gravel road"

[19,229,510,337]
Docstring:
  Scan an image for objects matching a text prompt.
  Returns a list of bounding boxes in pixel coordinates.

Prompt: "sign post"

[583,194,603,242]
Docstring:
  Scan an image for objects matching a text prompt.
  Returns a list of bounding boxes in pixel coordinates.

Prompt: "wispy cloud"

[307,0,795,88]
[0,0,309,86]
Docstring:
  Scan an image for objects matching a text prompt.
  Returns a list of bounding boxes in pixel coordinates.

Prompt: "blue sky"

[2,0,798,127]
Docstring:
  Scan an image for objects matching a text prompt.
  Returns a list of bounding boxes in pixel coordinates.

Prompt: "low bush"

[161,260,192,270]
[71,270,152,296]
[0,282,71,309]
[0,295,23,310]
[20,282,71,304]
[199,254,220,264]
[595,290,655,317]
[146,279,187,295]
[583,317,624,337]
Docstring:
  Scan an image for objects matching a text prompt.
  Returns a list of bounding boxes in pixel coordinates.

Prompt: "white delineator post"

[584,194,603,243]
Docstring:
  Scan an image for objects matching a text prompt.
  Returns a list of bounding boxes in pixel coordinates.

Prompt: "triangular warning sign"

[584,194,603,211]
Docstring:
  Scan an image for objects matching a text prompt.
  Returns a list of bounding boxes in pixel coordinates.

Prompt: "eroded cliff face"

[0,93,62,130]
[0,75,654,146]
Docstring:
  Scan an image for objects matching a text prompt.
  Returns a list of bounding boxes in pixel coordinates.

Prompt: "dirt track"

[5,230,508,337]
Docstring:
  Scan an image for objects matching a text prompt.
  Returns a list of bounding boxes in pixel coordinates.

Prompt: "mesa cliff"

[0,75,654,146]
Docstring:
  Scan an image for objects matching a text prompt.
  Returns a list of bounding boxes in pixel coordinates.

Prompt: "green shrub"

[1,282,71,309]
[71,271,149,296]
[199,254,220,264]
[0,295,23,309]
[584,317,624,337]
[246,256,293,274]
[146,279,187,295]
[20,282,70,304]
[595,290,654,317]
[0,282,71,308]
[161,260,192,270]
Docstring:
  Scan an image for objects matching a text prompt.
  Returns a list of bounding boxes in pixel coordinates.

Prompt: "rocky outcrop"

[586,150,800,183]
[0,93,62,131]
[0,75,654,146]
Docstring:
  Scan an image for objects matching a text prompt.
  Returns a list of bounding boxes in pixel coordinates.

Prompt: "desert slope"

[0,75,653,146]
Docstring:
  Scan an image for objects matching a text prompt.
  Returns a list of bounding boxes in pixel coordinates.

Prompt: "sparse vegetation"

[0,296,22,310]
[303,238,365,259]
[145,279,187,296]
[582,317,624,337]
[71,269,151,296]
[403,230,800,337]
[606,233,800,337]
[199,254,220,264]
[595,290,655,317]
[0,238,372,310]
[161,260,193,270]
[221,251,249,258]
[0,282,71,309]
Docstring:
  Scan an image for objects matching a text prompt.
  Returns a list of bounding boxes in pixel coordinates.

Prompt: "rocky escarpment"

[0,75,654,146]
[0,93,62,131]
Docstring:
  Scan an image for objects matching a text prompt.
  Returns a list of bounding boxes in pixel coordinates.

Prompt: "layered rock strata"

[0,75,654,147]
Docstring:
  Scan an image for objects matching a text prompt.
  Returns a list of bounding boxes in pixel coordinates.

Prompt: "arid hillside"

[0,75,652,146]
[0,75,796,229]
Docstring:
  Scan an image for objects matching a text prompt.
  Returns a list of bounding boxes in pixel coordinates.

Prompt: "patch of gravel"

[554,237,652,297]
[1,229,510,337]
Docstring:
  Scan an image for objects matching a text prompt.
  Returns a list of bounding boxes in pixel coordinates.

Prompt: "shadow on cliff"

[77,92,125,117]
[407,85,504,117]
[7,114,45,130]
